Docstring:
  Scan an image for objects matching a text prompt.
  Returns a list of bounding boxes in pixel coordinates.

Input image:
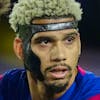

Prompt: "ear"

[13,37,24,60]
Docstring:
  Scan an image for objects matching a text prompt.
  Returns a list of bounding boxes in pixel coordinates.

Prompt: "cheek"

[40,55,49,67]
[32,48,50,71]
[31,44,51,66]
[66,46,80,66]
[32,46,48,61]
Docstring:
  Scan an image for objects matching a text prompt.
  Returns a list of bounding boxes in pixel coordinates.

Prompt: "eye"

[40,39,50,46]
[33,37,53,47]
[65,36,75,44]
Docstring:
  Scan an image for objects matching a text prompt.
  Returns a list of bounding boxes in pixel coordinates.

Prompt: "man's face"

[29,18,81,93]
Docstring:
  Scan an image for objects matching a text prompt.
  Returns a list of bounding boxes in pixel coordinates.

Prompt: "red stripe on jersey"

[89,94,100,100]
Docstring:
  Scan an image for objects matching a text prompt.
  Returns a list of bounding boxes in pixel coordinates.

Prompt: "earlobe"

[13,37,23,60]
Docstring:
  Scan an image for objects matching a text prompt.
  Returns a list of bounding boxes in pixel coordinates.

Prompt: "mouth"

[48,66,69,79]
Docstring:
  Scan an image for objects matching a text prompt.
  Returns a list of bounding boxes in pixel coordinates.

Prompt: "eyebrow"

[63,32,78,41]
[32,31,78,43]
[32,36,55,43]
[65,32,78,36]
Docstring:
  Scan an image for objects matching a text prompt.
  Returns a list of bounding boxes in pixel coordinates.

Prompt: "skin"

[14,17,81,100]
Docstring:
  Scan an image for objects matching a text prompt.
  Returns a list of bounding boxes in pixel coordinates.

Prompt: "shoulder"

[0,69,31,99]
[83,70,100,90]
[0,68,26,90]
[77,66,100,100]
[77,66,100,86]
[85,72,100,100]
[0,68,26,82]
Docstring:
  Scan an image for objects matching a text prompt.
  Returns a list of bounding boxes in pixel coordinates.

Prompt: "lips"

[48,66,69,79]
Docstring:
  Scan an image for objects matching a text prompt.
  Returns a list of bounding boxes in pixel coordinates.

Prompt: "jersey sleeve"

[0,69,30,100]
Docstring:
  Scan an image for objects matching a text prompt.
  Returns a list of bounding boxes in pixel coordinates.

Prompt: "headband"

[18,21,78,42]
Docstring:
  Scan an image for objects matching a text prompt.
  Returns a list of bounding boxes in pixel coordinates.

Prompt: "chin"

[44,75,72,94]
[44,81,68,94]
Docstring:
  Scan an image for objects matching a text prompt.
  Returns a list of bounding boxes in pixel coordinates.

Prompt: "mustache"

[45,63,72,73]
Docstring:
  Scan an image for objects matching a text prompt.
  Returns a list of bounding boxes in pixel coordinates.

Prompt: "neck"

[27,68,78,100]
[27,71,48,100]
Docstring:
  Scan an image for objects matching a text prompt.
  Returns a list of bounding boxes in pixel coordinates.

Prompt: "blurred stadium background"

[0,0,100,75]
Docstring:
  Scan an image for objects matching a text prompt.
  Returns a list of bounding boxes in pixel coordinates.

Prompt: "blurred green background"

[0,16,22,73]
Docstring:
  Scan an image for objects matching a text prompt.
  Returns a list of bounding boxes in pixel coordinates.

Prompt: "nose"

[50,42,66,62]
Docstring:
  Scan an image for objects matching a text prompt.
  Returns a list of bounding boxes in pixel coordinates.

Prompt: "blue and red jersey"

[0,66,100,100]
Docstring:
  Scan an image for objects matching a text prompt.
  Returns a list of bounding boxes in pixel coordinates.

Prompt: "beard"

[42,71,72,100]
[44,74,72,93]
[42,64,72,94]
